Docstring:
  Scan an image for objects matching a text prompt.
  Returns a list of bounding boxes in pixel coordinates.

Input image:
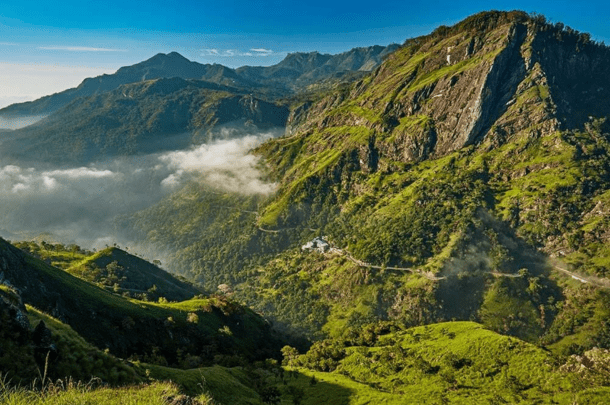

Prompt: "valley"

[2,9,610,404]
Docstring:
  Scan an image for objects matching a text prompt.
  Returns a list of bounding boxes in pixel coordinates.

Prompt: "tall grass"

[0,374,191,405]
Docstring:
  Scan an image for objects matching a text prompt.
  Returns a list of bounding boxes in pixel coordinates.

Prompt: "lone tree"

[286,386,305,405]
[259,386,281,405]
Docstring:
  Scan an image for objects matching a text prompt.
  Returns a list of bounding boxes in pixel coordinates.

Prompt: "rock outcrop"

[286,11,610,166]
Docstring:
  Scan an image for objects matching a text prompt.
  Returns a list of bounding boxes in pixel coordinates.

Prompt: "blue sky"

[1,0,609,107]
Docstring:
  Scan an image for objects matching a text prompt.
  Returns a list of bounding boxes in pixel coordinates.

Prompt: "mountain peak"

[138,51,193,67]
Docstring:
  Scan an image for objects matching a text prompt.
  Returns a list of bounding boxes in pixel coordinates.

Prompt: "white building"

[301,237,330,253]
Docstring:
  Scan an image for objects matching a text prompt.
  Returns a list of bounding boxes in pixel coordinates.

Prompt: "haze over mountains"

[4,10,610,404]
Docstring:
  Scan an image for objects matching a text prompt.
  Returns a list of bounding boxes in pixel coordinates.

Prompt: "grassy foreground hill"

[0,237,281,366]
[283,321,610,404]
[3,310,609,404]
[13,241,202,301]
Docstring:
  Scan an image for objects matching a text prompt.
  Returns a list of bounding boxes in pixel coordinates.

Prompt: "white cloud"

[0,128,282,249]
[42,176,57,190]
[201,48,220,56]
[43,167,116,179]
[251,48,273,56]
[200,48,277,57]
[38,46,127,52]
[0,165,117,195]
[12,183,29,193]
[159,131,279,194]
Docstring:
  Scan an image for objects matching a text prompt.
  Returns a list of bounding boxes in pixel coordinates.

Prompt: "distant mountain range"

[0,44,398,165]
[0,45,399,119]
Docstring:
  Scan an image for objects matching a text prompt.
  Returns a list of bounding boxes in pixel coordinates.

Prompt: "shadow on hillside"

[435,208,563,330]
[276,370,355,405]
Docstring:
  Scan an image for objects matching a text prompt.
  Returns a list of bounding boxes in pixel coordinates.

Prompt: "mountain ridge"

[0,78,289,164]
[0,44,399,120]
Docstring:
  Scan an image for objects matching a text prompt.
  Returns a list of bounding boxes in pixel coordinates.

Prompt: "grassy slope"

[5,302,264,404]
[12,241,93,271]
[289,321,610,404]
[4,319,610,404]
[66,246,201,301]
[1,238,280,364]
[13,242,201,301]
[25,306,140,385]
[0,381,183,405]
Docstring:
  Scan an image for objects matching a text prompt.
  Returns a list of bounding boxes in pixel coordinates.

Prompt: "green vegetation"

[14,242,201,301]
[26,306,140,385]
[121,11,610,362]
[1,238,282,369]
[285,321,610,403]
[0,380,187,405]
[5,9,610,405]
[13,241,93,270]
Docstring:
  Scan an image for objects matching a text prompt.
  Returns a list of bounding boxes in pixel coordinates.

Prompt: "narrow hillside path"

[327,246,446,281]
[545,261,610,288]
[221,203,609,288]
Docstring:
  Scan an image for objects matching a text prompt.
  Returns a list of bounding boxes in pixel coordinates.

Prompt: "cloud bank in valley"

[160,133,277,194]
[0,130,279,249]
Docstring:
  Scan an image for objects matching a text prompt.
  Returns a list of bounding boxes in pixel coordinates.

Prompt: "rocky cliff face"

[285,12,610,168]
[256,11,610,271]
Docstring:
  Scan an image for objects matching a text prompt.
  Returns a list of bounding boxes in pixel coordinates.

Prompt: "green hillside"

[0,237,281,366]
[122,11,610,356]
[14,241,202,301]
[64,246,202,301]
[1,80,289,164]
[284,321,610,404]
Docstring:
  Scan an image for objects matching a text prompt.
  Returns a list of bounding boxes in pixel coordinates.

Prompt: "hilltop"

[0,237,281,364]
[68,246,202,301]
[14,241,202,301]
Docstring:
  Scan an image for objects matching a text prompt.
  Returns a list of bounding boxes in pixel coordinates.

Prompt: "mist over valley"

[0,128,279,252]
